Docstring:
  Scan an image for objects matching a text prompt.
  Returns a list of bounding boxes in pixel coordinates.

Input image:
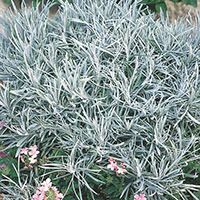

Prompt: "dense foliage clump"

[3,0,198,14]
[0,0,200,199]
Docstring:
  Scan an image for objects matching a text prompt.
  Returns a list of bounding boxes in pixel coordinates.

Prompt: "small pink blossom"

[29,145,37,152]
[0,122,5,130]
[0,164,6,168]
[56,193,64,200]
[0,151,9,158]
[20,147,28,155]
[107,162,118,171]
[52,186,64,199]
[20,145,39,169]
[29,156,37,164]
[33,178,63,200]
[33,190,45,200]
[107,158,128,175]
[32,190,42,200]
[109,158,116,163]
[41,178,52,191]
[29,145,39,158]
[20,155,25,163]
[134,194,147,200]
[120,163,126,168]
[117,167,127,175]
[51,186,59,194]
[29,150,40,158]
[107,158,119,172]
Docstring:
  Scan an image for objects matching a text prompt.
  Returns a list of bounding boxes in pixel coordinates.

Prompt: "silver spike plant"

[0,0,200,199]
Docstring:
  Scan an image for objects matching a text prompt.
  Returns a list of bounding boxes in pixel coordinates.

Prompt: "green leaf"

[106,175,113,184]
[33,0,40,9]
[170,0,181,2]
[1,166,11,175]
[142,0,165,5]
[182,0,197,7]
[112,178,120,188]
[0,145,4,151]
[155,2,167,13]
[194,191,200,198]
[101,186,116,195]
[3,0,11,4]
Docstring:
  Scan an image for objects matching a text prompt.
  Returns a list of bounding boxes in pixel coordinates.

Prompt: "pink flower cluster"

[0,144,9,158]
[0,164,6,168]
[107,158,127,175]
[134,194,147,200]
[0,151,9,158]
[20,145,39,168]
[33,178,64,200]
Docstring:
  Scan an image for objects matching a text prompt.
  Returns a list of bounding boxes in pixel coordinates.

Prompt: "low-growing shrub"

[0,0,200,199]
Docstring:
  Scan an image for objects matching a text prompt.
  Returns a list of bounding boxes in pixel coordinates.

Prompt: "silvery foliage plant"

[0,0,200,199]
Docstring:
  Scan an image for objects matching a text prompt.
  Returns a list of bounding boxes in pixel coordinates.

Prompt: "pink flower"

[56,193,64,199]
[117,167,127,175]
[20,147,28,155]
[38,191,45,200]
[29,145,39,158]
[20,145,39,168]
[134,194,147,200]
[32,190,41,200]
[107,160,118,171]
[51,186,64,199]
[51,186,59,194]
[56,194,64,200]
[0,122,5,130]
[33,179,63,200]
[32,190,45,200]
[29,145,37,152]
[107,163,118,171]
[107,158,128,175]
[0,151,9,158]
[20,155,25,163]
[109,158,116,163]
[0,152,4,158]
[29,156,37,164]
[120,163,126,168]
[0,164,6,168]
[41,178,52,192]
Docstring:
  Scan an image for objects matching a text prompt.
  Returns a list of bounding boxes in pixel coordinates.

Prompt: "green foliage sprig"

[140,0,197,14]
